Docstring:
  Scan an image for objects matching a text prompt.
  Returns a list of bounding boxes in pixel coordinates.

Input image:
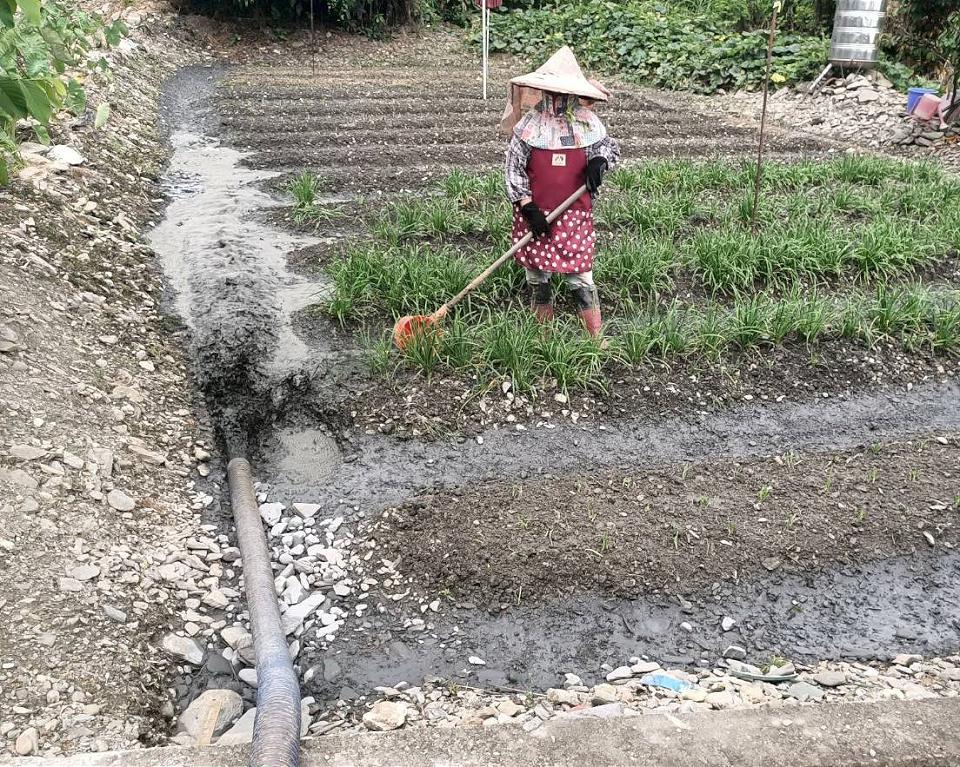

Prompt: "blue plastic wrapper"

[640,672,696,693]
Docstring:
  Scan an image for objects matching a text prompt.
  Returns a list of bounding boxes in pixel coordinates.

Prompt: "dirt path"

[0,13,216,759]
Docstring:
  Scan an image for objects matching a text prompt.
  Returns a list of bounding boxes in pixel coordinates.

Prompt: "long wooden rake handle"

[433,184,589,320]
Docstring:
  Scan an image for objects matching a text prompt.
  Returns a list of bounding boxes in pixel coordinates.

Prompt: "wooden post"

[310,0,316,78]
[752,1,781,233]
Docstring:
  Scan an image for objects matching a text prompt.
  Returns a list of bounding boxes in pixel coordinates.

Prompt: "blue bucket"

[908,87,938,113]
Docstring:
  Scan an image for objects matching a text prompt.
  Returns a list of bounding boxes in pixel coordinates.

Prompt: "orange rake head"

[392,314,440,351]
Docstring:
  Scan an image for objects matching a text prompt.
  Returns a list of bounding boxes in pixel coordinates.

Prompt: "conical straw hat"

[510,46,608,102]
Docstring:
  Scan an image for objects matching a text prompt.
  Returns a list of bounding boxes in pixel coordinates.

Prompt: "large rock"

[0,468,38,489]
[107,489,136,511]
[216,707,257,746]
[162,633,205,665]
[813,670,847,688]
[47,145,85,165]
[178,689,243,739]
[362,701,409,731]
[15,727,39,755]
[9,445,46,460]
[786,681,825,702]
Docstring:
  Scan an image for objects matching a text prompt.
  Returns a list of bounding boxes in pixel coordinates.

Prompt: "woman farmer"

[502,46,621,337]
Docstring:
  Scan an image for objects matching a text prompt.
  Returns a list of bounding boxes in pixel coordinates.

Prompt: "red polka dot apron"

[512,147,595,274]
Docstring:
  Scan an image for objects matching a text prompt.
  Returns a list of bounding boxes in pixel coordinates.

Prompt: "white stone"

[221,626,251,649]
[362,701,409,731]
[546,688,581,706]
[259,502,284,525]
[48,145,85,165]
[217,707,256,745]
[282,592,326,634]
[0,468,38,489]
[178,689,242,738]
[9,444,46,460]
[292,503,322,519]
[68,564,100,582]
[202,590,230,610]
[107,489,136,511]
[15,727,39,755]
[468,656,486,666]
[129,444,166,465]
[606,666,633,682]
[161,633,205,665]
[59,577,83,592]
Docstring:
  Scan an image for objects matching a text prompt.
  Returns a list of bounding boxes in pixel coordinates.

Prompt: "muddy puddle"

[305,551,960,694]
[260,380,960,510]
[153,64,960,705]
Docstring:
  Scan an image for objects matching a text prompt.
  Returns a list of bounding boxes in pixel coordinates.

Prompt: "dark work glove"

[586,157,608,193]
[520,202,550,238]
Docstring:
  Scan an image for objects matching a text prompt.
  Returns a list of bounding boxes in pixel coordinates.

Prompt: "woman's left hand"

[586,158,607,193]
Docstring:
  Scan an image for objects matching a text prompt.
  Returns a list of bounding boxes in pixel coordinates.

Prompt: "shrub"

[0,1,125,184]
[184,0,472,29]
[485,0,831,93]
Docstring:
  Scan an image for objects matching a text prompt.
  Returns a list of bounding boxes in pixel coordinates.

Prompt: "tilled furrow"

[221,81,507,101]
[267,163,497,191]
[218,110,705,138]
[245,144,822,179]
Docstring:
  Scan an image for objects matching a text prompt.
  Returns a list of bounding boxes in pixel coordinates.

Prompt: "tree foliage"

[0,0,125,184]
[184,0,472,30]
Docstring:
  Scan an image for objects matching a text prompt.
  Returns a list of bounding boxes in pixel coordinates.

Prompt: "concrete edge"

[9,697,960,766]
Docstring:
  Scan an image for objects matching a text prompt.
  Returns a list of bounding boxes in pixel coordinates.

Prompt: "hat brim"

[509,72,609,102]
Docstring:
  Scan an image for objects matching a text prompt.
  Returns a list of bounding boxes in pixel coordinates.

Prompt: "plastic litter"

[640,672,696,693]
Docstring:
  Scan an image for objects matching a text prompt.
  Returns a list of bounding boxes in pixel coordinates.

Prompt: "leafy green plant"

[0,0,125,183]
[482,0,832,93]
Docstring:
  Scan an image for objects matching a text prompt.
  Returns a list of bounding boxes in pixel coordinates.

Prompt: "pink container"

[912,93,942,120]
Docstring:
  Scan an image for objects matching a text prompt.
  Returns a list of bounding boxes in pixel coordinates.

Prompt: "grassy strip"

[319,158,960,391]
[366,287,960,392]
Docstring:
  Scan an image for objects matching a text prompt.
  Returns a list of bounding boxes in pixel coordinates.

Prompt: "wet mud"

[261,381,960,509]
[151,65,332,456]
[150,46,960,705]
[308,551,960,694]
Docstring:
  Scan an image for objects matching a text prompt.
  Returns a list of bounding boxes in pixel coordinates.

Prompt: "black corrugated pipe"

[227,456,301,767]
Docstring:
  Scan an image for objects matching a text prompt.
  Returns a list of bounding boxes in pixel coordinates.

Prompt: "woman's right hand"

[520,201,550,238]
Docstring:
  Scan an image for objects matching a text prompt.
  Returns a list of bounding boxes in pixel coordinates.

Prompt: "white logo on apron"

[552,153,567,167]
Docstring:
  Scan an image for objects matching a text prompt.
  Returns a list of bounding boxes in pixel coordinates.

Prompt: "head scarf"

[499,46,610,144]
[512,92,607,150]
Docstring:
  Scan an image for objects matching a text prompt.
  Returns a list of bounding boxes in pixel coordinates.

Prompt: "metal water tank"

[830,0,888,67]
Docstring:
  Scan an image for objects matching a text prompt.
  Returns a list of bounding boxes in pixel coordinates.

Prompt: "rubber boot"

[573,284,603,339]
[578,307,602,337]
[533,303,555,323]
[531,280,554,324]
